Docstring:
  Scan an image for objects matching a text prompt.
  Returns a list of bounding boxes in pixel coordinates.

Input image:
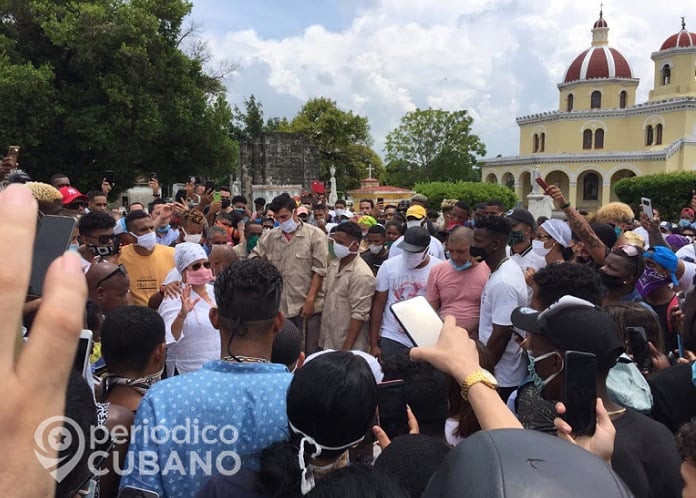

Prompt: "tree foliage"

[614,172,696,222]
[384,108,486,187]
[0,0,237,192]
[414,181,517,213]
[281,97,383,190]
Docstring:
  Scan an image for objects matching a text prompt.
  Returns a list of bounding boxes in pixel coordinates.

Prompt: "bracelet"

[560,202,571,209]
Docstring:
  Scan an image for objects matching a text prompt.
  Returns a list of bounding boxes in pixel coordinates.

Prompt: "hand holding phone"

[640,197,654,221]
[377,380,408,440]
[535,177,550,192]
[390,296,443,347]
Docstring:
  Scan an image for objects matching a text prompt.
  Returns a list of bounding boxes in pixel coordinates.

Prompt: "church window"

[540,133,545,152]
[591,91,601,109]
[646,125,654,146]
[583,173,599,201]
[656,124,663,145]
[619,91,627,109]
[567,94,574,112]
[662,65,671,85]
[533,134,539,153]
[583,129,593,150]
[594,129,604,149]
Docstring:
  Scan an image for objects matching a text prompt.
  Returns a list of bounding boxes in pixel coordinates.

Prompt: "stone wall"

[238,132,320,198]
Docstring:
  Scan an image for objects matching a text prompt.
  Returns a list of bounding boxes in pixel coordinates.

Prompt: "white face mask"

[406,219,422,229]
[532,239,551,257]
[333,242,356,260]
[368,244,383,255]
[131,231,157,251]
[404,249,427,269]
[335,208,345,217]
[184,233,202,244]
[280,217,299,234]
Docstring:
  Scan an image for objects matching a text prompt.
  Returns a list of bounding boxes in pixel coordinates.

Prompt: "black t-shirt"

[649,363,696,433]
[361,249,388,276]
[611,408,682,498]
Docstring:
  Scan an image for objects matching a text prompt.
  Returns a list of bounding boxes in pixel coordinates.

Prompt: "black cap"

[423,429,633,498]
[397,227,430,253]
[506,208,536,230]
[511,295,624,370]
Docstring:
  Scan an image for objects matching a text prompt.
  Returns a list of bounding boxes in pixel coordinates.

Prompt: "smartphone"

[377,380,408,440]
[118,487,160,498]
[150,172,158,181]
[627,326,652,373]
[213,191,221,202]
[390,295,443,347]
[29,216,77,296]
[562,351,597,436]
[8,145,19,158]
[204,180,216,193]
[640,197,654,220]
[72,330,93,384]
[104,170,115,186]
[535,177,550,191]
[377,197,384,204]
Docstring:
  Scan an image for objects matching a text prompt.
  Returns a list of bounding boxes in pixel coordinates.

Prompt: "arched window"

[656,124,663,145]
[594,129,604,149]
[567,94,574,112]
[540,132,546,152]
[662,65,671,85]
[646,125,654,146]
[591,91,602,109]
[619,91,627,109]
[533,134,539,153]
[583,129,593,150]
[583,173,599,200]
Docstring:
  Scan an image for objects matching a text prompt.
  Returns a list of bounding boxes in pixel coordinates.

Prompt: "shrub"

[414,181,517,211]
[614,172,696,222]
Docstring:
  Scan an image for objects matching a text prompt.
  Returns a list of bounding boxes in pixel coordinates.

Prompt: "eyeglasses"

[95,265,127,288]
[87,234,118,245]
[190,261,211,271]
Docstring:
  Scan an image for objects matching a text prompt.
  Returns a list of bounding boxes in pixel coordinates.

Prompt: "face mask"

[614,226,622,238]
[368,244,383,255]
[335,208,345,218]
[184,233,202,244]
[446,220,461,231]
[69,243,79,252]
[89,244,117,257]
[187,267,214,285]
[406,219,422,229]
[386,240,394,248]
[280,217,299,234]
[333,242,356,260]
[449,258,472,272]
[221,199,231,209]
[130,231,157,251]
[679,219,692,228]
[527,351,563,391]
[156,224,171,234]
[636,267,672,297]
[246,234,260,253]
[469,245,489,260]
[509,230,526,245]
[599,270,626,288]
[532,239,551,257]
[404,249,427,269]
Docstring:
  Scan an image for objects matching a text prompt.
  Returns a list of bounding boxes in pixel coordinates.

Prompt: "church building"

[481,12,696,210]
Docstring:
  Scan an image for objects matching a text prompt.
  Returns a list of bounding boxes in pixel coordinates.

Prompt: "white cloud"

[195,0,696,159]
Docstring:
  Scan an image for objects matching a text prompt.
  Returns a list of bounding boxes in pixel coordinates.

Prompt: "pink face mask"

[187,267,214,285]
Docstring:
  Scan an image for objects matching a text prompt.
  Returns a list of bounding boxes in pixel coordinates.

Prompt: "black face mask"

[89,244,117,257]
[599,271,625,288]
[469,245,489,260]
[221,199,231,209]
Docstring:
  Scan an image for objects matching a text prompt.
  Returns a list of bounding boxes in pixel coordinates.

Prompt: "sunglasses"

[87,234,118,245]
[95,265,127,288]
[66,202,87,210]
[190,261,211,271]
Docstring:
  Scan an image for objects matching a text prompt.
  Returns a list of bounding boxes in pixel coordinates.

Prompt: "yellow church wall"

[650,50,696,101]
[557,80,638,113]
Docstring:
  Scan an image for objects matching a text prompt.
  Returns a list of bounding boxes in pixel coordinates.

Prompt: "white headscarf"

[174,242,207,274]
[541,219,572,248]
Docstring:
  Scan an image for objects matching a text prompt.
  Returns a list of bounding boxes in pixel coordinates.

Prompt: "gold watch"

[460,369,498,400]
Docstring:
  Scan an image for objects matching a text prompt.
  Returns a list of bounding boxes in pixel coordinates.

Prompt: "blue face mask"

[526,350,563,391]
[614,226,622,238]
[679,219,692,228]
[69,243,79,252]
[156,224,171,234]
[449,258,472,272]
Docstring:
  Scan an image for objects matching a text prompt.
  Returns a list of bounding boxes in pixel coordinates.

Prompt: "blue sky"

[187,0,696,160]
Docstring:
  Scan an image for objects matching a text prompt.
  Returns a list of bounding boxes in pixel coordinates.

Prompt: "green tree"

[385,108,486,183]
[230,95,264,142]
[614,171,696,222]
[282,97,383,190]
[414,181,517,213]
[0,0,237,191]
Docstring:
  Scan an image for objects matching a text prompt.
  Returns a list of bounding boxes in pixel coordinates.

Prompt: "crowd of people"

[10,169,696,498]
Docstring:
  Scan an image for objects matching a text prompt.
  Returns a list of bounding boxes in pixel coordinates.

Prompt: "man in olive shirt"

[250,193,327,354]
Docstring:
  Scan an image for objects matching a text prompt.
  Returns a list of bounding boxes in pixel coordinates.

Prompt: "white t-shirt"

[479,258,529,387]
[159,284,220,376]
[388,235,445,260]
[676,243,696,262]
[679,260,696,294]
[510,244,546,273]
[376,254,442,347]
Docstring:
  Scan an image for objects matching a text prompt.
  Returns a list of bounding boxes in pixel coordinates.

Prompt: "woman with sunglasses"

[159,242,220,376]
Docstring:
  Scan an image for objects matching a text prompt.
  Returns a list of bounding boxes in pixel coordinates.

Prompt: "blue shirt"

[120,360,291,498]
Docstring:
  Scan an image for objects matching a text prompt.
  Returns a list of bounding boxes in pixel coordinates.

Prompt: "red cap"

[311,180,325,194]
[681,208,695,218]
[59,186,88,205]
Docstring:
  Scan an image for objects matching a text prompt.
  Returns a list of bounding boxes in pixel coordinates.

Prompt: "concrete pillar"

[602,181,612,205]
[568,181,579,207]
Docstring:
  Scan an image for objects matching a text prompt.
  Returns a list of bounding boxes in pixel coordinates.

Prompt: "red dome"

[593,18,608,28]
[564,47,632,83]
[660,30,696,50]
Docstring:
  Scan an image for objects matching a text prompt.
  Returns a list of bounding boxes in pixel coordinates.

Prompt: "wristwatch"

[460,369,498,400]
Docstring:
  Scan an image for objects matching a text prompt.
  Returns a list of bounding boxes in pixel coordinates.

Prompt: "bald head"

[209,245,238,276]
[86,261,130,314]
[448,225,474,244]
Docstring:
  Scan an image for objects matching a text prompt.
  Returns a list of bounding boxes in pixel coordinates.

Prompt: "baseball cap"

[511,295,624,370]
[296,206,309,216]
[681,208,695,218]
[59,186,88,205]
[506,208,536,230]
[643,246,679,286]
[411,193,428,205]
[406,205,427,220]
[397,227,430,253]
[358,215,377,227]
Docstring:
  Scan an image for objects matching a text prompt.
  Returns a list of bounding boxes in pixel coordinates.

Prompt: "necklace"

[606,407,627,416]
[221,355,269,363]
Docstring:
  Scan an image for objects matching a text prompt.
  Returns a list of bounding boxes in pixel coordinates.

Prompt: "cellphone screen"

[562,351,597,436]
[627,326,651,372]
[73,337,90,374]
[377,380,407,440]
[29,216,76,296]
[390,296,443,347]
[641,197,654,220]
